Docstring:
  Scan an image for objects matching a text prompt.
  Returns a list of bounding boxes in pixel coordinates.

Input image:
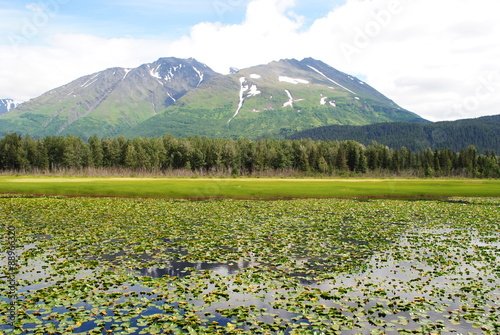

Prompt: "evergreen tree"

[336,145,348,172]
[318,156,329,174]
[124,143,138,169]
[0,133,26,170]
[88,136,104,167]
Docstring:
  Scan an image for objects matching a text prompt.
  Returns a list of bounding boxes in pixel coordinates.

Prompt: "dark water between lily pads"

[1,196,499,334]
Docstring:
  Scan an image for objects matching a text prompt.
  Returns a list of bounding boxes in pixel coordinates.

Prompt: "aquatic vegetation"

[1,196,499,334]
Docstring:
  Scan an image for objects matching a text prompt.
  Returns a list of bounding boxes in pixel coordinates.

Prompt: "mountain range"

[0,57,425,140]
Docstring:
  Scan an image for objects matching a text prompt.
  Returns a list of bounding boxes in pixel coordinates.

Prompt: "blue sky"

[0,0,498,121]
[2,0,343,39]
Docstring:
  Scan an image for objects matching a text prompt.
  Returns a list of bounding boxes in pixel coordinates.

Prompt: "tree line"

[0,133,499,178]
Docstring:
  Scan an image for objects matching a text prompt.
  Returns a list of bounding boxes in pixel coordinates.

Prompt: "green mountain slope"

[0,58,219,138]
[126,58,425,139]
[288,114,500,153]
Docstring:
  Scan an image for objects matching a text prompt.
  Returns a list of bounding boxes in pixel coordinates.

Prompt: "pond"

[1,196,499,334]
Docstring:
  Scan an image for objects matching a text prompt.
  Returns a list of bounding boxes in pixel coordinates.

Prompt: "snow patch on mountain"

[229,77,249,124]
[279,76,309,85]
[165,64,184,81]
[320,96,328,105]
[0,99,22,114]
[148,63,192,83]
[81,78,98,89]
[247,84,261,97]
[149,64,163,84]
[122,68,132,80]
[283,90,294,108]
[164,69,174,81]
[166,92,176,103]
[149,65,161,79]
[250,74,261,79]
[306,65,357,95]
[81,73,99,88]
[282,90,304,109]
[192,66,204,87]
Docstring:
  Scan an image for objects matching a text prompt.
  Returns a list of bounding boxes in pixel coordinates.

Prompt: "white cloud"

[166,0,500,121]
[0,34,172,101]
[167,0,306,72]
[0,0,498,121]
[320,0,500,121]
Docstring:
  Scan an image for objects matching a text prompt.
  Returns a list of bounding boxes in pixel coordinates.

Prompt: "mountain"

[0,58,219,138]
[126,58,425,139]
[288,114,500,153]
[0,99,21,115]
[0,57,425,140]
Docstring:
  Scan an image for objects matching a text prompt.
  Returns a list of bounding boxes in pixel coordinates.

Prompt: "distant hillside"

[288,115,500,153]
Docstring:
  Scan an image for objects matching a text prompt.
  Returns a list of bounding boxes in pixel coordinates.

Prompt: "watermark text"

[341,0,403,63]
[452,70,500,118]
[5,225,19,326]
[8,0,70,52]
[213,0,246,20]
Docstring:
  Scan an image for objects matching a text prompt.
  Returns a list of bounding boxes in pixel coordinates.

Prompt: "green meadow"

[1,176,499,198]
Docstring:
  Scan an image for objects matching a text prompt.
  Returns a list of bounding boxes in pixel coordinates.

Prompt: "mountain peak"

[300,57,322,63]
[127,57,425,139]
[0,57,220,138]
[272,58,302,67]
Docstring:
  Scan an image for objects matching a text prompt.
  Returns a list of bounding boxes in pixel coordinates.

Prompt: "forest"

[0,133,499,178]
[288,115,500,153]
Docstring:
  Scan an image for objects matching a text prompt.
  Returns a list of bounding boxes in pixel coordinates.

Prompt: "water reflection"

[139,259,259,278]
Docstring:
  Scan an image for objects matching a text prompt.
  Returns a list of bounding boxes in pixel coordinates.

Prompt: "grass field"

[1,176,499,198]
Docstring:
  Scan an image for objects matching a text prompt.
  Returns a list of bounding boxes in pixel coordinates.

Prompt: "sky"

[0,0,498,121]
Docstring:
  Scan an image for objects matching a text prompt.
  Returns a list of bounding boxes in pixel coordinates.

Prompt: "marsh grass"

[0,175,499,199]
[0,166,472,179]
